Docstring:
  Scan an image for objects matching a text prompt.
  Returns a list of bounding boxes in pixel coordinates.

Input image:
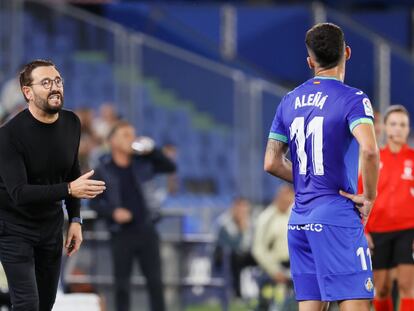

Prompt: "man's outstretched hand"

[69,170,106,199]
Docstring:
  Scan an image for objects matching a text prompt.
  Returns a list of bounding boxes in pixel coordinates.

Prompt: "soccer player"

[264,23,380,311]
[360,105,414,311]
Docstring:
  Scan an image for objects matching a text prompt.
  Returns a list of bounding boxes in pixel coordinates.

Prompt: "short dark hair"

[19,59,57,102]
[383,105,410,124]
[305,23,345,69]
[107,120,132,140]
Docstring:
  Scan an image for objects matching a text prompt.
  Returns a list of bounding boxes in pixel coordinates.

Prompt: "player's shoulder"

[341,83,370,101]
[404,146,414,156]
[340,84,374,117]
[285,79,312,97]
[400,147,414,164]
[280,79,311,108]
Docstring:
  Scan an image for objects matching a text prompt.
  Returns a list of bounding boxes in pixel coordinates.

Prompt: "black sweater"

[0,109,81,225]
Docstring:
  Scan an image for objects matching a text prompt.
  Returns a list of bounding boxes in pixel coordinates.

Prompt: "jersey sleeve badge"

[362,98,374,118]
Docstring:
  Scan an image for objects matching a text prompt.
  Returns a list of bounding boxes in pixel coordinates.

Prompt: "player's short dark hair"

[305,23,345,69]
[383,105,410,124]
[107,120,132,140]
[19,59,57,102]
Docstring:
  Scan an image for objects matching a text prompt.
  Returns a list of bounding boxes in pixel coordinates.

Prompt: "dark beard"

[33,91,64,115]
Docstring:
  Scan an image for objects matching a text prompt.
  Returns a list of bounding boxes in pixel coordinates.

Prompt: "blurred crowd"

[214,184,298,310]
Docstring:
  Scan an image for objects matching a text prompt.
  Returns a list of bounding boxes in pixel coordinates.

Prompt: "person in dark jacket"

[90,120,176,311]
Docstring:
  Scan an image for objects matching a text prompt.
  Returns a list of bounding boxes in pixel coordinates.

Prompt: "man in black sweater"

[0,59,106,311]
[90,121,176,311]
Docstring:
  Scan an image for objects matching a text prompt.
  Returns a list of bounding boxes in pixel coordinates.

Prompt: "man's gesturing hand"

[69,170,106,199]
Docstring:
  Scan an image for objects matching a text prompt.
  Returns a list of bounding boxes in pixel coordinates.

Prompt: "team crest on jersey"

[362,98,374,117]
[365,278,374,292]
[402,161,414,180]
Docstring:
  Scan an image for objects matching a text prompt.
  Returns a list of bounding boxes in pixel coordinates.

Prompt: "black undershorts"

[370,229,414,269]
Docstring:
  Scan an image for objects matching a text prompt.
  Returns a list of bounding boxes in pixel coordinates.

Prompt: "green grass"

[185,300,253,311]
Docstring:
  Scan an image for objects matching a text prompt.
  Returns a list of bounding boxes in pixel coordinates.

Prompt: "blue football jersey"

[269,76,374,227]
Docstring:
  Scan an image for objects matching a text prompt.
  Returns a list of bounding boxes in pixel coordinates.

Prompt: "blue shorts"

[288,224,374,301]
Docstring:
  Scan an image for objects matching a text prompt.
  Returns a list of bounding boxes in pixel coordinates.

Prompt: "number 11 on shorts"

[357,247,372,271]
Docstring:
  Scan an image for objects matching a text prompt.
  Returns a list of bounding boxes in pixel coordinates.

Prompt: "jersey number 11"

[290,116,324,176]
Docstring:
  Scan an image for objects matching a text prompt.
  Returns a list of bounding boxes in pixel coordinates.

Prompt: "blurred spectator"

[143,143,179,218]
[214,197,256,297]
[359,105,414,311]
[0,75,26,124]
[253,184,294,283]
[0,262,11,310]
[252,184,295,310]
[75,107,101,173]
[92,102,120,141]
[90,120,176,311]
[162,143,179,195]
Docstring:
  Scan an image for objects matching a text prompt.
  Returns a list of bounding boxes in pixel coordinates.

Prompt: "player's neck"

[314,67,344,82]
[388,141,404,153]
[28,104,59,124]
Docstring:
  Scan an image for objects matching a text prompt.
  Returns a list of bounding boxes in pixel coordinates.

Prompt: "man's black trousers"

[0,217,63,311]
[111,224,165,311]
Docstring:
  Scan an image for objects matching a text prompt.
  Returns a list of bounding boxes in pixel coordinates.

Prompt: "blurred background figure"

[75,107,102,173]
[90,121,176,311]
[252,184,296,311]
[360,105,414,311]
[0,262,11,310]
[0,71,26,124]
[214,197,257,298]
[143,142,180,221]
[92,102,120,142]
[161,143,179,195]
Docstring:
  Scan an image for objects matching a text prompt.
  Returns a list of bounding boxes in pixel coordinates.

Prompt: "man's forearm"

[9,183,69,205]
[352,123,379,202]
[65,199,81,219]
[147,149,176,173]
[360,148,379,202]
[264,139,293,183]
[266,158,293,182]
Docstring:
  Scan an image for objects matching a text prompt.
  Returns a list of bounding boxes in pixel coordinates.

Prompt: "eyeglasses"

[30,77,64,89]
